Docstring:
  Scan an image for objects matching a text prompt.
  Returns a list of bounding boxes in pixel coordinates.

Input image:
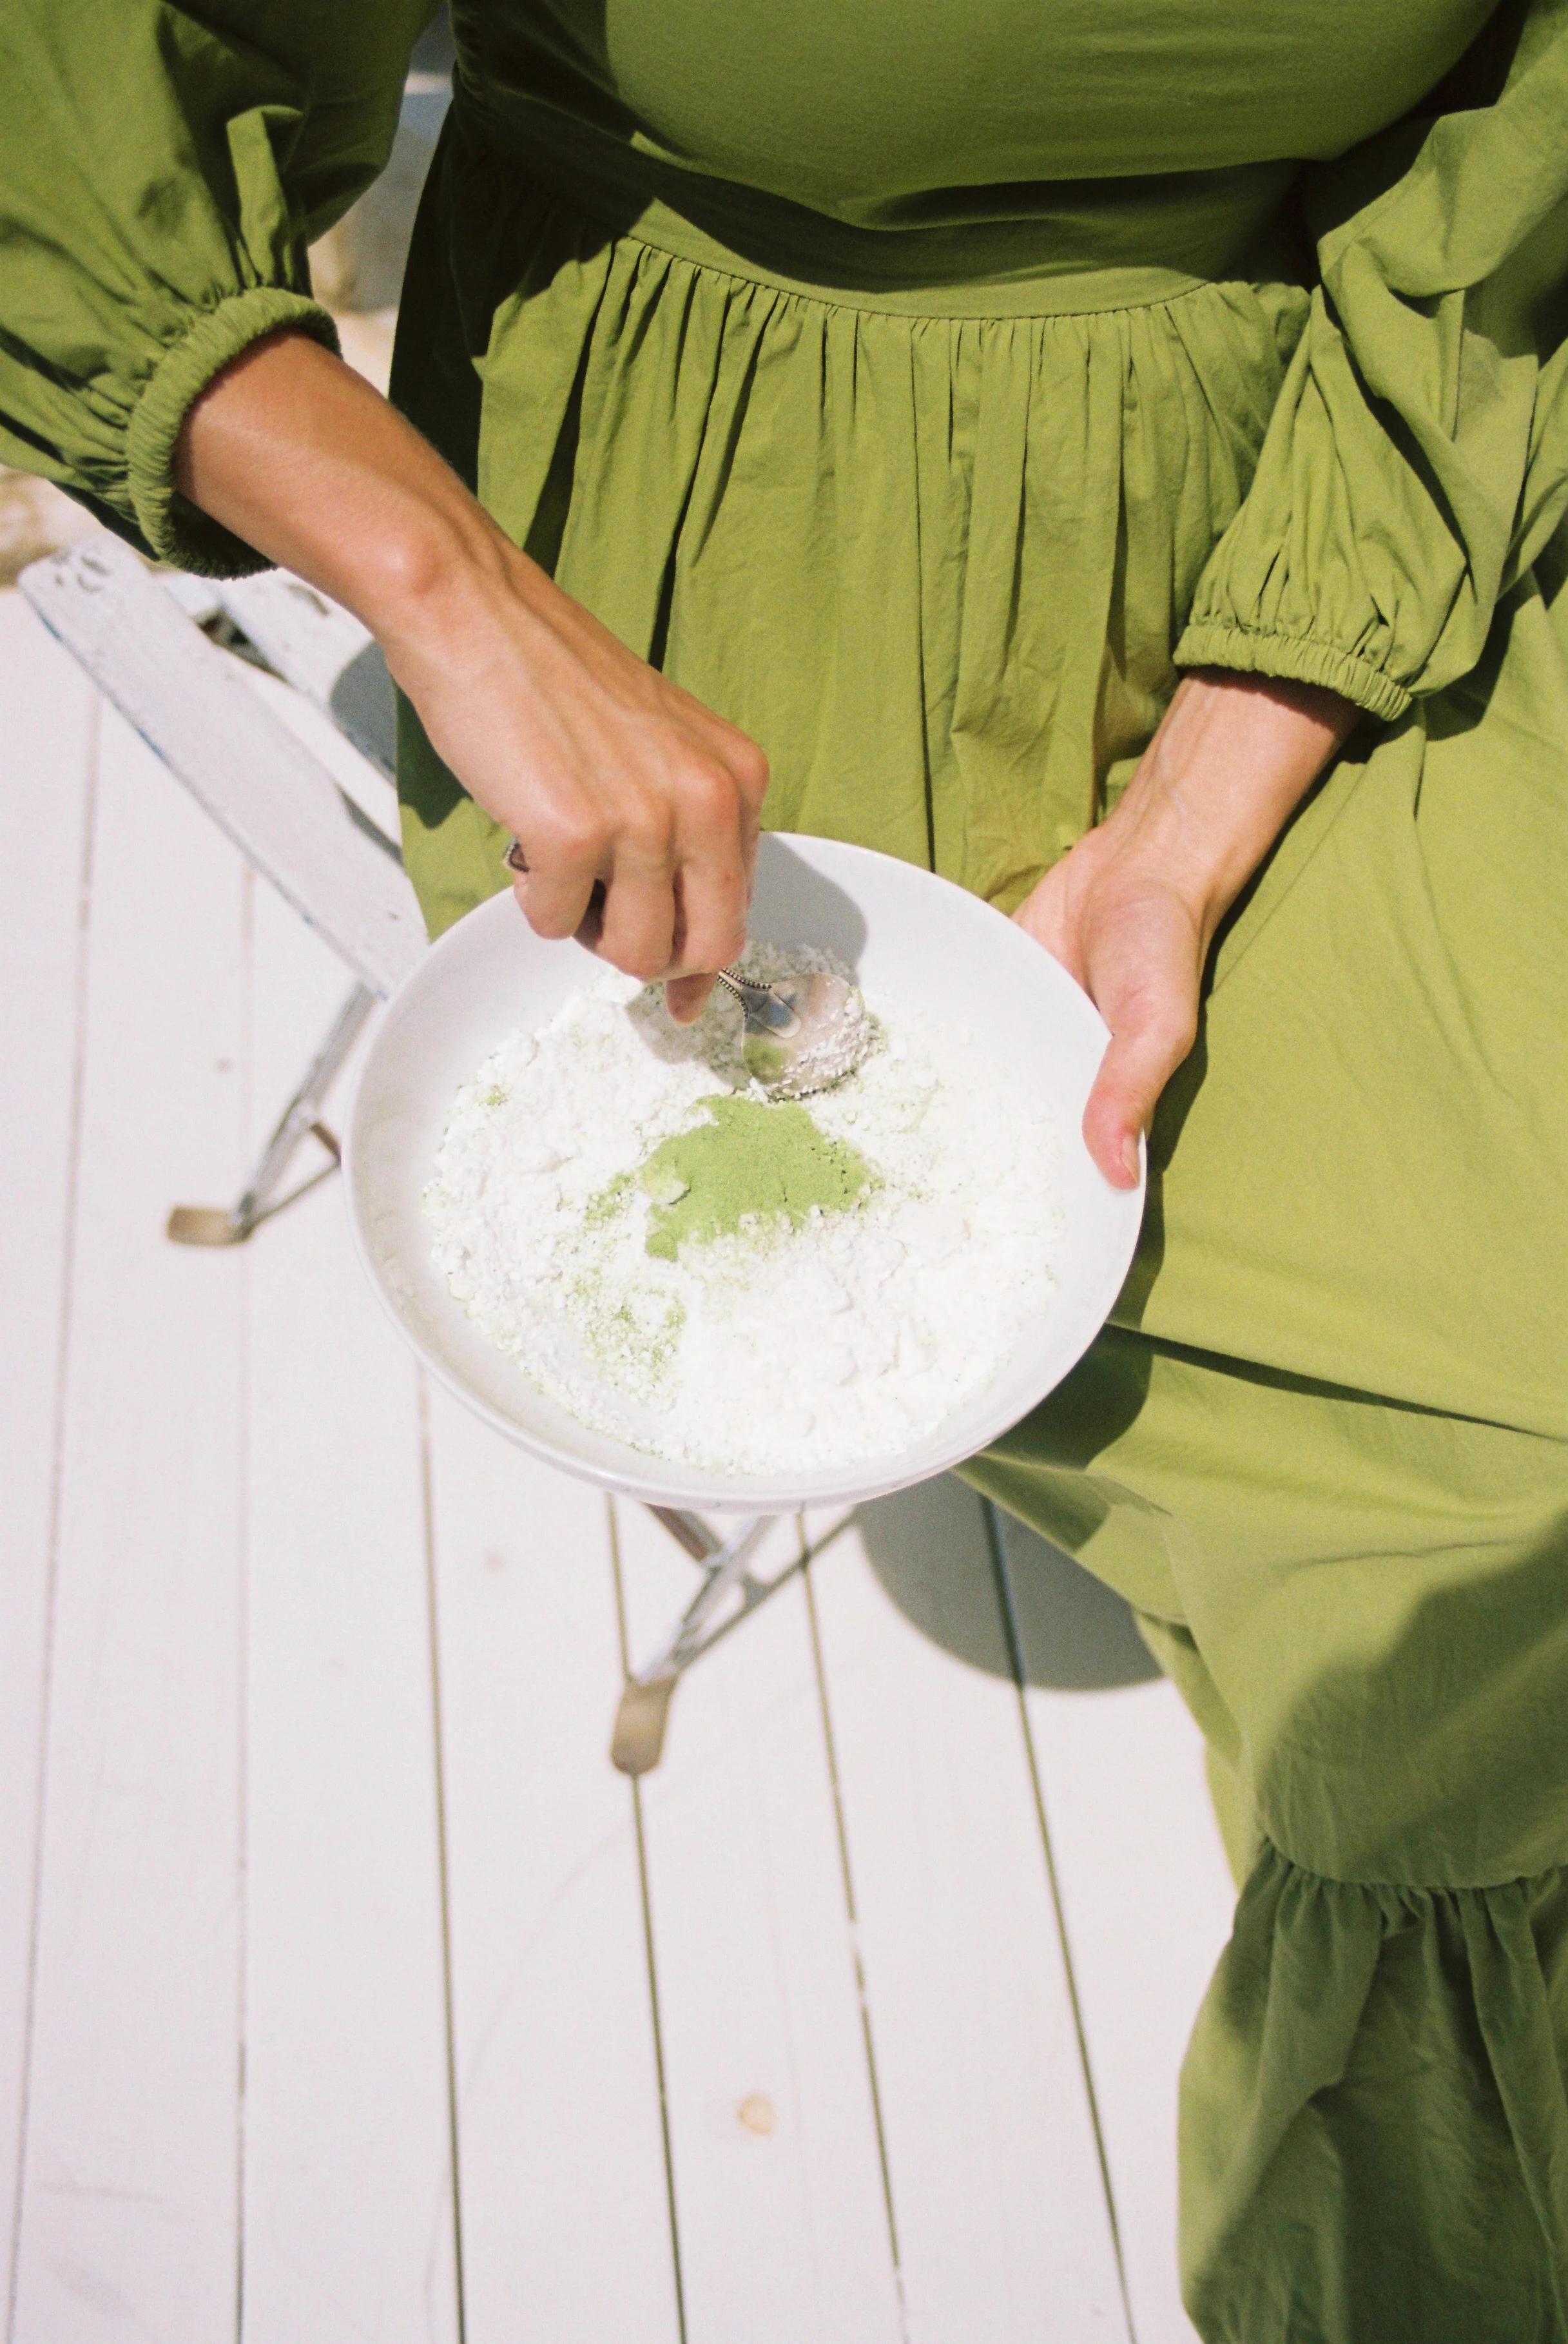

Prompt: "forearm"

[173,325,769,1003]
[1105,669,1358,942]
[172,326,527,646]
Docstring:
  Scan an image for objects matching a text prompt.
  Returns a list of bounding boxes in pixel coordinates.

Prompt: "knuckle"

[1121,989,1195,1057]
[706,905,750,965]
[681,879,748,969]
[719,916,749,966]
[674,759,734,831]
[619,799,675,864]
[1157,1002,1200,1056]
[533,804,606,867]
[522,898,575,942]
[617,942,670,982]
[733,740,770,799]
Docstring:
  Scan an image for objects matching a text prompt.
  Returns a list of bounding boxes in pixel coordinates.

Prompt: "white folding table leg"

[612,1510,804,1774]
[168,982,377,1246]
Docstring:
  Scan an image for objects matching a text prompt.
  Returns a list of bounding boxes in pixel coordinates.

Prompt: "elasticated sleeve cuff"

[126,289,340,576]
[1177,0,1568,718]
[0,1,418,578]
[1174,621,1411,722]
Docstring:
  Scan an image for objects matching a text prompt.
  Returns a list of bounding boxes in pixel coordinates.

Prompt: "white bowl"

[345,833,1144,1512]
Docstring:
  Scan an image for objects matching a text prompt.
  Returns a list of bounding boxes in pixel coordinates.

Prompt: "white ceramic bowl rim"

[344,833,1145,1512]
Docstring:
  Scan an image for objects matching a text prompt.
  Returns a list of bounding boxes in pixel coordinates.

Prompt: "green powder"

[635,1092,874,1260]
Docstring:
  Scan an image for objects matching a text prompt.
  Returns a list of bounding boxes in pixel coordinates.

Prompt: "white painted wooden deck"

[0,585,1236,2344]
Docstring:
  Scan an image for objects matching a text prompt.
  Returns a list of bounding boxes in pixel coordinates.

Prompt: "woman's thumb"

[1082,1000,1195,1188]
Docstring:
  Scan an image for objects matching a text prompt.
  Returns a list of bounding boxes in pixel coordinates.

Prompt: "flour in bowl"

[423,949,1061,1475]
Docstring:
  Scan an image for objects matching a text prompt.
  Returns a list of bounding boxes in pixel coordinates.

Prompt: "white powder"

[423,950,1061,1476]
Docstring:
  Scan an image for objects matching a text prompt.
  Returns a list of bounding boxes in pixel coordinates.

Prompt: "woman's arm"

[179,336,1351,1126]
[1080,15,1568,1190]
[175,327,768,1019]
[0,0,423,569]
[1015,672,1356,1188]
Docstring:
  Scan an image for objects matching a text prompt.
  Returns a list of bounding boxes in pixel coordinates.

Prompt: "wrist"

[1103,669,1355,931]
[173,327,539,651]
[352,492,523,652]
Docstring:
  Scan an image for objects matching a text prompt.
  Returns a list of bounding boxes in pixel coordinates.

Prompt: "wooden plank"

[19,543,423,997]
[213,571,396,781]
[802,1480,1131,2344]
[614,1501,905,2344]
[992,1509,1235,2344]
[235,664,401,849]
[421,1387,682,2344]
[0,595,99,2324]
[159,567,402,854]
[8,706,249,2343]
[237,881,461,2341]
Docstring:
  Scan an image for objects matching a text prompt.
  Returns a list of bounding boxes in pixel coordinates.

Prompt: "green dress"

[5,3,1568,2334]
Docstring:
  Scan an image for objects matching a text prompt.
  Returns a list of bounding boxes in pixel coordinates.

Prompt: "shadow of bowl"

[854,1475,1159,1692]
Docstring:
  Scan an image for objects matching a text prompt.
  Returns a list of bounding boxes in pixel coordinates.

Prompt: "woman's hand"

[382,547,768,1022]
[1015,671,1357,1188]
[175,330,767,1020]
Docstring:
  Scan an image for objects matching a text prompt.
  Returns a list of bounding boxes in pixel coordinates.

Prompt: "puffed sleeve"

[1176,0,1568,721]
[0,0,427,575]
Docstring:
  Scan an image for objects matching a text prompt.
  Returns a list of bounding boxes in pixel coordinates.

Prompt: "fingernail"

[1120,1135,1140,1185]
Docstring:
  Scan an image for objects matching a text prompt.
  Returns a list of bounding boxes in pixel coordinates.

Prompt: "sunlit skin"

[1012,668,1355,1183]
[176,327,1355,1190]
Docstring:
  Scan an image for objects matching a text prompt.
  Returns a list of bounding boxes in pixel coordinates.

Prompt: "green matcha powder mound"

[623,1092,874,1260]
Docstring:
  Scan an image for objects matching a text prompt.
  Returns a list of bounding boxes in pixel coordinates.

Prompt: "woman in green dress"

[5,2,1567,2333]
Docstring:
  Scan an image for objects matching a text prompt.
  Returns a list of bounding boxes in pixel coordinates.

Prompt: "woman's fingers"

[382,538,772,993]
[1080,891,1203,1188]
[1081,990,1198,1188]
[594,827,679,980]
[671,842,750,971]
[512,803,605,942]
[514,864,600,942]
[1014,847,1203,1190]
[664,971,718,1023]
[592,740,762,987]
[664,731,767,978]
[512,753,755,998]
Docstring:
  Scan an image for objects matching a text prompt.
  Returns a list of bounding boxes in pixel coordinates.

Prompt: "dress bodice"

[454,0,1499,226]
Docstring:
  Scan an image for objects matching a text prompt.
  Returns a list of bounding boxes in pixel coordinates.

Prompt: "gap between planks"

[609,1503,919,2344]
[608,1498,690,2344]
[8,700,251,2343]
[417,1368,470,2344]
[982,1499,1137,2344]
[799,1486,1132,2343]
[2,664,100,2344]
[799,1526,908,2335]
